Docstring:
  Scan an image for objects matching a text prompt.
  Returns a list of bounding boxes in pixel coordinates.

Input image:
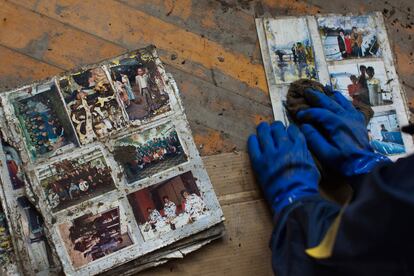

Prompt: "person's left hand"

[248,121,320,214]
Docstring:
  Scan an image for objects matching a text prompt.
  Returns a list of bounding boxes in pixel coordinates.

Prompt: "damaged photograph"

[37,149,116,212]
[58,67,126,144]
[2,141,26,190]
[318,15,381,61]
[113,122,187,183]
[108,48,171,122]
[264,17,317,84]
[127,171,209,241]
[329,61,393,106]
[0,206,14,267]
[58,207,133,268]
[367,110,405,156]
[8,82,78,160]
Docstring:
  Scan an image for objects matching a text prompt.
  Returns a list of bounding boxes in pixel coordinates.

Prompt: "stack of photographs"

[256,12,414,158]
[0,46,224,275]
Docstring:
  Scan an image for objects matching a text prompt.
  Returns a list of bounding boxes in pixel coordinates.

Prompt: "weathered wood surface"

[1,0,413,156]
[0,1,412,275]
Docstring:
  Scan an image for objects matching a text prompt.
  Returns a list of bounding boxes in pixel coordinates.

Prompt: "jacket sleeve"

[270,154,414,276]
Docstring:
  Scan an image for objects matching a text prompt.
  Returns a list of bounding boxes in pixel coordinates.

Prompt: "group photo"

[113,123,187,183]
[127,171,208,241]
[59,208,133,268]
[11,83,77,160]
[38,150,116,212]
[318,15,381,61]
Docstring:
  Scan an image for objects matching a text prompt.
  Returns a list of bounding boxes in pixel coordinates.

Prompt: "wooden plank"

[0,1,124,69]
[12,0,268,93]
[0,45,62,90]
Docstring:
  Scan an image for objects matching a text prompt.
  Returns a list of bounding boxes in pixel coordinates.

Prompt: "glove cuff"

[271,185,318,214]
[343,152,391,177]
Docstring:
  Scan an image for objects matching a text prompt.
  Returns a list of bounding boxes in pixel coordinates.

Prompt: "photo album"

[0,46,224,275]
[256,12,414,158]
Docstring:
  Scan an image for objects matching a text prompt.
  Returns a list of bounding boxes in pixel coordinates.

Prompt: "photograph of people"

[265,17,317,84]
[367,110,405,155]
[329,61,393,107]
[109,49,171,122]
[318,15,381,61]
[127,172,209,241]
[58,208,132,268]
[10,84,78,160]
[113,123,187,183]
[39,151,115,212]
[181,189,207,222]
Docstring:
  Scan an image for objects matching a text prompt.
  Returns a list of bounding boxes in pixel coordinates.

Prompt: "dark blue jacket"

[271,153,414,276]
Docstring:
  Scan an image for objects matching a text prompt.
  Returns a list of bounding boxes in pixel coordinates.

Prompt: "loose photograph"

[318,15,381,61]
[367,110,405,156]
[127,171,209,241]
[37,149,116,212]
[264,18,317,84]
[58,207,133,268]
[58,67,126,144]
[9,83,78,160]
[329,61,393,106]
[113,122,187,183]
[109,47,171,122]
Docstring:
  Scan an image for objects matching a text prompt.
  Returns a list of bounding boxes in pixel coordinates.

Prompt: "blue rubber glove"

[248,121,320,214]
[297,89,391,177]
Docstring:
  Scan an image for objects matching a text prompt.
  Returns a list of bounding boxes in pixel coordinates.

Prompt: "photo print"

[58,67,126,144]
[0,206,14,266]
[318,15,381,61]
[127,171,209,241]
[2,141,26,190]
[37,149,116,212]
[108,47,171,122]
[58,207,133,268]
[8,83,78,160]
[113,122,187,183]
[329,61,393,106]
[264,17,317,84]
[367,110,405,156]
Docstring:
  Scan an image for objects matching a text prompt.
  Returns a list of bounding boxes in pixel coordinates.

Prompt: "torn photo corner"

[0,45,225,275]
[256,12,414,160]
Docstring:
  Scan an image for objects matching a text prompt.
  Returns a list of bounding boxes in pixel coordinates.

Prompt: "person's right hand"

[296,88,390,177]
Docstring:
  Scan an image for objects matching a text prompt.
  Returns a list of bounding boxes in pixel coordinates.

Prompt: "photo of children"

[367,110,405,156]
[264,18,317,84]
[10,83,78,160]
[109,48,171,122]
[113,123,187,183]
[329,61,393,106]
[127,171,208,241]
[58,207,133,268]
[38,149,115,212]
[59,67,126,144]
[318,15,381,61]
[0,207,14,266]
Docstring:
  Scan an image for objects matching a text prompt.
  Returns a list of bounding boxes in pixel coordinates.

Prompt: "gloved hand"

[248,121,320,214]
[297,88,391,177]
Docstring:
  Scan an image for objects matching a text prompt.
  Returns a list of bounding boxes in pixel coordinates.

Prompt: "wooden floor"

[0,1,413,275]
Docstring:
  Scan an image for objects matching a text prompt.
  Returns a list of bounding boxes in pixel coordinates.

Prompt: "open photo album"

[0,46,224,275]
[256,12,414,159]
